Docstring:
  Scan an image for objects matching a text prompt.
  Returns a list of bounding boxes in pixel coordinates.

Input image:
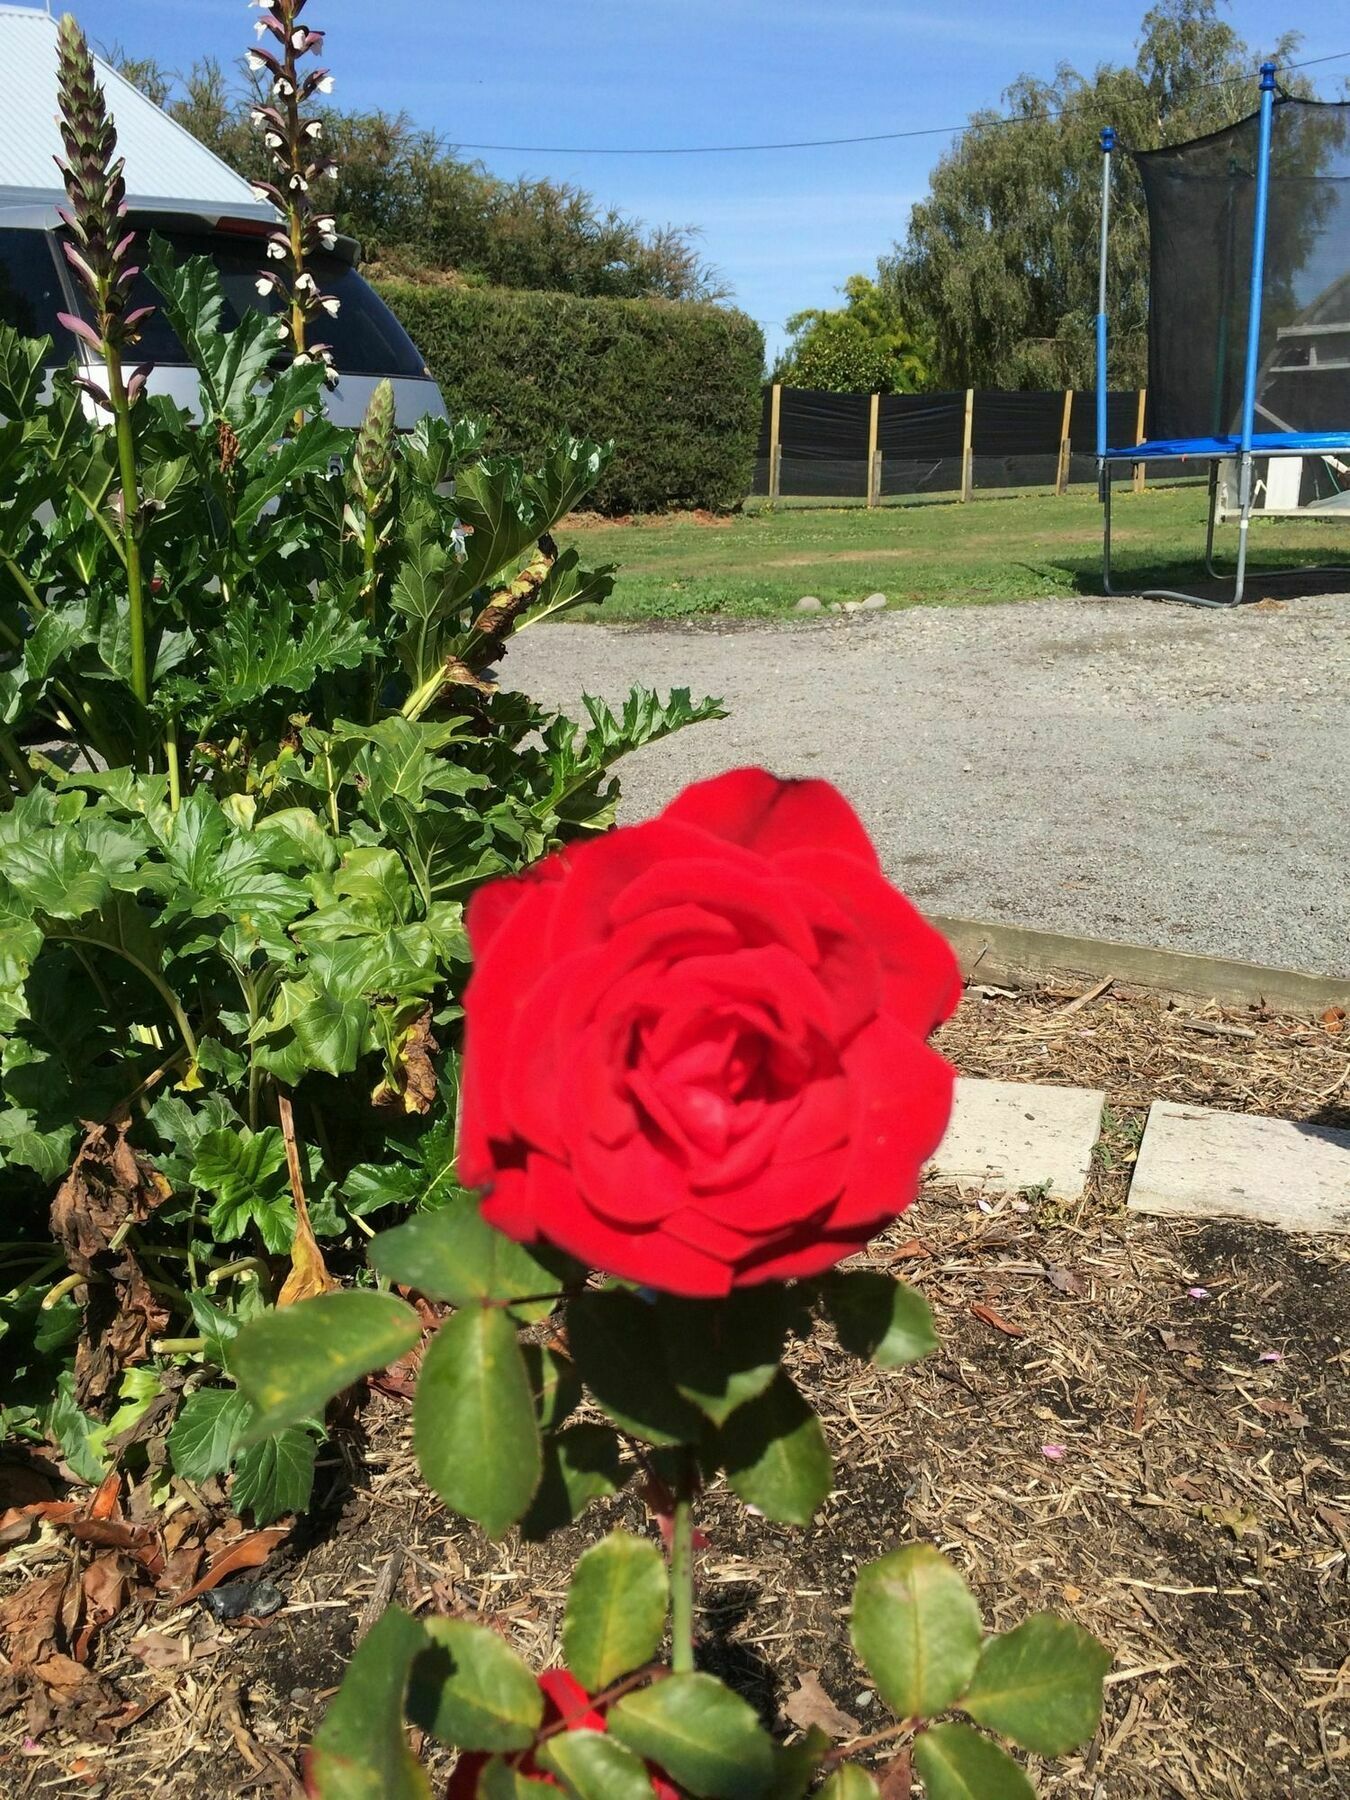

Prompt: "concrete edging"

[930,914,1350,1017]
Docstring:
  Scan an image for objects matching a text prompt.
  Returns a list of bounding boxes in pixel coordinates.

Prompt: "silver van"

[0,6,447,428]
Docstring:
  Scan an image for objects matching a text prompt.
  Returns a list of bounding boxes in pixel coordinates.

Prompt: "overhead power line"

[445,47,1350,157]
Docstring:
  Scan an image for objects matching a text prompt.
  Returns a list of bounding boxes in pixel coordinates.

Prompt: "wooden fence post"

[1055,387,1074,495]
[867,392,880,508]
[960,388,974,502]
[767,382,783,504]
[1132,385,1147,494]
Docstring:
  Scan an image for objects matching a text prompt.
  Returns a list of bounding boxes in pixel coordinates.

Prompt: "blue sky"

[74,0,1348,362]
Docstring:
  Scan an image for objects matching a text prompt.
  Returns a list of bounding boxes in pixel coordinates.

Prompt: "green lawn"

[562,484,1349,620]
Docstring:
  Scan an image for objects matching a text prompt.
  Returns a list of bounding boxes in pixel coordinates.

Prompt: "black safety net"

[1136,97,1350,444]
[748,386,1151,498]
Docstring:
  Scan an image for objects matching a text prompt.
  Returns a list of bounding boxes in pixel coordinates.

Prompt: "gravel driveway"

[504,594,1350,977]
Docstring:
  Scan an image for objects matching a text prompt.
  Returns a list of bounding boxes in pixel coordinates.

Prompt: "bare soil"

[3,984,1347,1798]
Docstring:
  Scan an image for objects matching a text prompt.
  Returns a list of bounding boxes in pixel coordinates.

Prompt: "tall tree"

[773,275,931,392]
[110,52,727,303]
[881,1,1307,388]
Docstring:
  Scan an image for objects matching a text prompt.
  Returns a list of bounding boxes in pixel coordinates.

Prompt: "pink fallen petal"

[1258,1351,1283,1363]
[1041,1444,1067,1460]
[1187,1287,1210,1299]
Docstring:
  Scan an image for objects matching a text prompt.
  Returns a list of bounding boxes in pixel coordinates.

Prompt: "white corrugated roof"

[0,5,270,215]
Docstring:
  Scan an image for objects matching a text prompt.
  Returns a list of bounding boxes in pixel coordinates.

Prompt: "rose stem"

[669,1455,697,1675]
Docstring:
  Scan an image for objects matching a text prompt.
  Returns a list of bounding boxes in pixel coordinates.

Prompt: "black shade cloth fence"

[750,385,1147,500]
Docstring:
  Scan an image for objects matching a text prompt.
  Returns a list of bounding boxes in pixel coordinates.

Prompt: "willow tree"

[882,1,1309,388]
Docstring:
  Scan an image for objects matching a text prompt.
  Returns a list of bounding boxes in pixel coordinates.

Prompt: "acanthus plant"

[246,0,340,368]
[0,13,720,1527]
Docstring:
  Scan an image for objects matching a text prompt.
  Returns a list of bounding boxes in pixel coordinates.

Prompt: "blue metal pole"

[1096,127,1115,463]
[1234,63,1277,602]
[1239,65,1278,457]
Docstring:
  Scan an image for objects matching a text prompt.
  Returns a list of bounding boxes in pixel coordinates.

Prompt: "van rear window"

[65,226,428,380]
[0,229,80,364]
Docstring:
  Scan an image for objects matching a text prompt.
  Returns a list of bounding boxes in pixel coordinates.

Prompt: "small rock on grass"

[793,595,824,613]
[861,592,887,610]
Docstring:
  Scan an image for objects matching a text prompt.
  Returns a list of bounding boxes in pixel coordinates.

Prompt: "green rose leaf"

[567,1288,703,1447]
[850,1545,983,1721]
[911,1724,1035,1800]
[961,1615,1111,1756]
[406,1616,544,1752]
[658,1286,790,1426]
[521,1424,629,1542]
[413,1306,541,1536]
[562,1530,669,1693]
[608,1672,775,1799]
[480,1762,558,1800]
[717,1371,831,1526]
[537,1729,656,1800]
[230,1290,422,1437]
[523,1343,583,1431]
[817,1767,880,1800]
[308,1605,432,1799]
[370,1197,575,1321]
[820,1272,938,1368]
[771,1729,831,1800]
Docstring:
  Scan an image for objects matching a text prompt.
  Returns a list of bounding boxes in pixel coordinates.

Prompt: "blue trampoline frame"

[1097,64,1350,606]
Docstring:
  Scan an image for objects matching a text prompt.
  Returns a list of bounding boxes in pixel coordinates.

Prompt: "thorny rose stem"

[668,1455,698,1675]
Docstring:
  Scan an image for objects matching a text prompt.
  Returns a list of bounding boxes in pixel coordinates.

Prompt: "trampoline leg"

[1233,451,1254,605]
[1101,470,1118,594]
[1203,462,1221,579]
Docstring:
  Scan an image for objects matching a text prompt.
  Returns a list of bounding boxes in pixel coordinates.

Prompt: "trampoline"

[1097,67,1350,605]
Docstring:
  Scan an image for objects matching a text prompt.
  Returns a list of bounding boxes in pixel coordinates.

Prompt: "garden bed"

[3,985,1346,1798]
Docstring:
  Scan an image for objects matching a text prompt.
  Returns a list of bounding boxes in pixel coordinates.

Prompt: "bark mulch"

[3,983,1347,1797]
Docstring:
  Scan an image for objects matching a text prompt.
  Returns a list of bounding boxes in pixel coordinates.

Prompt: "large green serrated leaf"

[717,1371,831,1526]
[961,1615,1111,1756]
[567,1289,703,1447]
[608,1673,775,1800]
[406,1616,544,1751]
[0,321,50,418]
[192,1126,294,1252]
[820,1272,938,1368]
[850,1546,983,1722]
[168,1387,251,1481]
[370,1198,574,1320]
[230,1290,422,1437]
[413,1307,540,1536]
[911,1724,1035,1800]
[231,1426,318,1525]
[658,1287,789,1427]
[562,1531,669,1693]
[537,1729,654,1800]
[308,1606,432,1800]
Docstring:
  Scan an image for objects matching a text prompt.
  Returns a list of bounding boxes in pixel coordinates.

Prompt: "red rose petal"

[662,767,880,869]
[692,1148,846,1233]
[831,1025,954,1230]
[609,858,820,965]
[774,848,962,1033]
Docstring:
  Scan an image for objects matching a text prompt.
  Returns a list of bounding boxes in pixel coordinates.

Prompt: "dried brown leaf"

[971,1301,1025,1338]
[169,1525,288,1607]
[782,1670,859,1740]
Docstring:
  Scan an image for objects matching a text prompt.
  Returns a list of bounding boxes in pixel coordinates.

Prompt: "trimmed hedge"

[375,282,764,515]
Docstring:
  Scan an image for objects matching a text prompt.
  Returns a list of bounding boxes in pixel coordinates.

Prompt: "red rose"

[460,768,960,1298]
[445,1669,679,1800]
